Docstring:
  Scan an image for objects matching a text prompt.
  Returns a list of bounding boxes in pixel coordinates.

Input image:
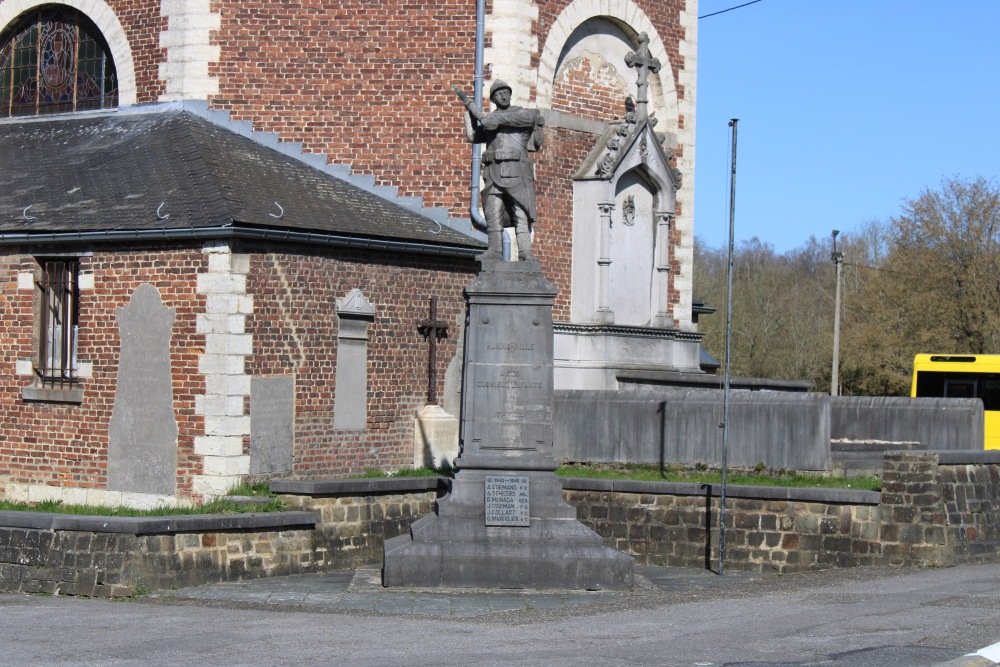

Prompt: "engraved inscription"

[476,379,544,389]
[485,476,530,527]
[486,342,535,351]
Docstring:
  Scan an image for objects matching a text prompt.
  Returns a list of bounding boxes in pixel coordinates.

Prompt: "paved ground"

[2,563,1000,666]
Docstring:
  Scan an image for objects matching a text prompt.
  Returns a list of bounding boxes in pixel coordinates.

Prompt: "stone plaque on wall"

[484,476,530,527]
[250,376,294,474]
[108,284,178,496]
[333,289,376,430]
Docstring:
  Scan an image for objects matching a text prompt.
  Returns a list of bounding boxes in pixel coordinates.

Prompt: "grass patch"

[555,463,881,491]
[226,480,274,497]
[0,496,286,517]
[348,463,880,491]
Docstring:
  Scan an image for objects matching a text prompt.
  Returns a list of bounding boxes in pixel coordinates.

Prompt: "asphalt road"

[2,563,1000,666]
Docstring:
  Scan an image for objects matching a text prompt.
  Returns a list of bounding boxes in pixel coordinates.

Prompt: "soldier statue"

[456,80,545,262]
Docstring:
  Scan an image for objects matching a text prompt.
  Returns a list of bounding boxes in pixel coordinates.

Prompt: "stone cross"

[418,296,448,405]
[624,32,660,121]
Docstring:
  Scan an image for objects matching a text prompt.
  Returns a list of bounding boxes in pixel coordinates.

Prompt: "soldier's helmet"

[490,80,512,100]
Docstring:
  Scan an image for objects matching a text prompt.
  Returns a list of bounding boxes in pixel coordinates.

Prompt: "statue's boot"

[516,231,535,261]
[477,230,503,262]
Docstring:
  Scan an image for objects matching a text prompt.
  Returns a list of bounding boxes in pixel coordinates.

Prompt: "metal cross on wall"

[418,296,449,405]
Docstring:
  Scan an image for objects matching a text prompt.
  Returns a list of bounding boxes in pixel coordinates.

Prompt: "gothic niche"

[554,32,698,391]
[568,33,681,330]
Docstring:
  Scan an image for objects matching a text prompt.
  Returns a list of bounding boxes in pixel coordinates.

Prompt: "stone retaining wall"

[0,479,440,597]
[0,512,318,597]
[2,453,1000,596]
[565,451,1000,573]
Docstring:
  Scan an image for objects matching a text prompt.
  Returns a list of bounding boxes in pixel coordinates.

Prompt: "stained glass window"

[0,7,117,117]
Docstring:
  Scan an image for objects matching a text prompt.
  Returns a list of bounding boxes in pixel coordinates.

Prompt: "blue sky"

[694,0,1000,253]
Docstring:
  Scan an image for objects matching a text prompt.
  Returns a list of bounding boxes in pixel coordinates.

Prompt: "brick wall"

[203,0,690,316]
[208,0,478,216]
[113,0,168,102]
[243,243,475,477]
[0,244,206,500]
[533,126,593,320]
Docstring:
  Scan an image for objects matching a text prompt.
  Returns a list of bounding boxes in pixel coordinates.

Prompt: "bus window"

[913,355,1000,450]
[944,379,977,399]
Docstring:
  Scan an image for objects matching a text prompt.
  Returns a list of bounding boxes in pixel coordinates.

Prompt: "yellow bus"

[911,354,1000,450]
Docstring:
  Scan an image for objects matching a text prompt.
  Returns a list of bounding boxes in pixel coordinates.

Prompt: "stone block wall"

[280,486,439,570]
[566,451,1000,573]
[6,453,1000,597]
[0,512,319,597]
[0,481,439,597]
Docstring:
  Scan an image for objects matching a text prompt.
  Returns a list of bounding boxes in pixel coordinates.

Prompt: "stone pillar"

[654,210,673,325]
[597,201,614,323]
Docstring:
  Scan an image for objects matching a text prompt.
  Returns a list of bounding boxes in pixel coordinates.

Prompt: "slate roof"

[0,109,482,252]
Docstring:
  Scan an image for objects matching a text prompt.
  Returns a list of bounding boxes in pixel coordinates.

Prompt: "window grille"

[36,259,79,388]
[0,7,118,117]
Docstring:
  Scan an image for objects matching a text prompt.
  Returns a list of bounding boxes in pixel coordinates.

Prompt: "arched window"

[0,6,117,117]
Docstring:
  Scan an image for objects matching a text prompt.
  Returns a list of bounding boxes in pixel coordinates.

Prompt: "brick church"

[0,0,699,507]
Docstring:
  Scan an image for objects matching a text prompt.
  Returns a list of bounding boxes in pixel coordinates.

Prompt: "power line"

[699,0,764,19]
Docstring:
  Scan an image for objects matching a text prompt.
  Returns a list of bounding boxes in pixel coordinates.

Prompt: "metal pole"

[831,230,843,397]
[720,118,739,575]
[468,0,487,233]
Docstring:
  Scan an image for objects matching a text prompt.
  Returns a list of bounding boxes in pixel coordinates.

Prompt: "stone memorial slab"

[484,475,529,526]
[334,289,375,430]
[108,284,177,496]
[250,376,295,474]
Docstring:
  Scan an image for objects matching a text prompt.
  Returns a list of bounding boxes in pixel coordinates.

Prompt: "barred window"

[36,258,79,388]
[0,6,118,117]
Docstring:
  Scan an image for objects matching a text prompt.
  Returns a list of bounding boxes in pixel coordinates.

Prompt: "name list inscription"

[485,476,530,527]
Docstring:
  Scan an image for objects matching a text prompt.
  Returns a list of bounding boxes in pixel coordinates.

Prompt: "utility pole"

[830,230,843,397]
[720,118,739,575]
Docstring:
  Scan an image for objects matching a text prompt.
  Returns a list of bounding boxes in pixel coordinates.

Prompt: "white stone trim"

[2,481,186,510]
[15,359,33,376]
[158,0,221,101]
[484,0,539,106]
[192,242,252,498]
[0,0,138,106]
[17,270,33,289]
[673,0,697,330]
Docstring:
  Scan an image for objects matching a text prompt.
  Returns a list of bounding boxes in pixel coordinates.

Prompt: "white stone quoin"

[158,0,222,101]
[193,242,253,498]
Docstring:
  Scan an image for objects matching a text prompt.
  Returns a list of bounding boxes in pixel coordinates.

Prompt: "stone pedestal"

[384,260,634,589]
